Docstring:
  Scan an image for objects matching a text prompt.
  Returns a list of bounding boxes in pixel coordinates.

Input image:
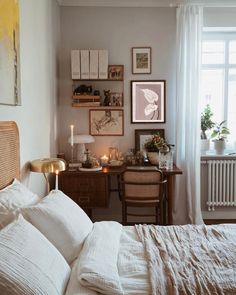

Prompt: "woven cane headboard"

[0,121,20,190]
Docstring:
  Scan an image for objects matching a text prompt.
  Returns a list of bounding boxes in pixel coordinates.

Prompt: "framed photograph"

[89,109,124,136]
[108,65,124,81]
[135,129,165,153]
[110,92,123,106]
[132,47,151,74]
[131,80,166,123]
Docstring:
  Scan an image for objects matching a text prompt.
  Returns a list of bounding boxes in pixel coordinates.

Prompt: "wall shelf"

[71,70,124,108]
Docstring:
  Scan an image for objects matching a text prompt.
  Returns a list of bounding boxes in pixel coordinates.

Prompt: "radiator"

[206,160,236,211]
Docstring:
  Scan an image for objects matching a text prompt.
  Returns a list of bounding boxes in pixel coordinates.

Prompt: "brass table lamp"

[30,158,66,193]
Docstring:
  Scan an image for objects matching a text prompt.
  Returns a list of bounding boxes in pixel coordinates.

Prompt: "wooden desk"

[59,164,182,225]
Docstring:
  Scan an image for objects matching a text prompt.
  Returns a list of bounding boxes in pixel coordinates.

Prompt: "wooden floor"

[204,219,236,225]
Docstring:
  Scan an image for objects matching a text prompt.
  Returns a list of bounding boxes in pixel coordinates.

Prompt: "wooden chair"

[120,169,167,225]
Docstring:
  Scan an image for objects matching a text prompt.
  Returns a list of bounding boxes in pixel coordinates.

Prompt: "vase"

[147,152,159,165]
[201,139,210,155]
[159,150,173,170]
[213,140,225,155]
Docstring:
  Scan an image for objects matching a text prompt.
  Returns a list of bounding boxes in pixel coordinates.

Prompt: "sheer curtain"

[173,5,203,225]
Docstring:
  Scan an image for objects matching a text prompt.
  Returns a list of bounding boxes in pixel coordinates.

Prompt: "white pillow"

[22,190,93,264]
[0,215,71,295]
[0,178,40,228]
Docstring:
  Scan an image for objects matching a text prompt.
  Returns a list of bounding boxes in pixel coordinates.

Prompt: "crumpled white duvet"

[65,221,149,295]
[65,222,236,295]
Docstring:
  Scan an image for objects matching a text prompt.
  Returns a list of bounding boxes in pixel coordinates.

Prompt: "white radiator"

[206,160,236,211]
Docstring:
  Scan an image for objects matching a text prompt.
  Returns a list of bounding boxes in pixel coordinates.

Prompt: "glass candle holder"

[108,147,118,162]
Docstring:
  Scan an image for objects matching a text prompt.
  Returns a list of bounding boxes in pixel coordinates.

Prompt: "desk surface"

[63,164,182,176]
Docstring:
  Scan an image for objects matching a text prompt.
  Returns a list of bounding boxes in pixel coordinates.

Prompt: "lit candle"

[70,125,74,146]
[55,170,59,190]
[100,154,108,166]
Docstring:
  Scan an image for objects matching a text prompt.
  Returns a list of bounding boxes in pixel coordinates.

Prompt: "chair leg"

[122,201,127,225]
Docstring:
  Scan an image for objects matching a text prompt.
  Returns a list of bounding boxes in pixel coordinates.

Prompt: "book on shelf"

[89,50,99,79]
[80,50,89,79]
[98,50,108,79]
[71,50,80,79]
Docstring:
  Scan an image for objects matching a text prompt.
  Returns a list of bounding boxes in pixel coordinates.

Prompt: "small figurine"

[103,90,111,106]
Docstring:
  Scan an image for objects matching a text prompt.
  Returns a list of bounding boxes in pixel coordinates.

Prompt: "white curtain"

[173,5,204,225]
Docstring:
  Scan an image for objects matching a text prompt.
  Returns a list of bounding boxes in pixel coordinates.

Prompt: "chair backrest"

[121,169,165,203]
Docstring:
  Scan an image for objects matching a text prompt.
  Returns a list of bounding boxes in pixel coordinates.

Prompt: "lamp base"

[68,162,81,171]
[77,143,86,163]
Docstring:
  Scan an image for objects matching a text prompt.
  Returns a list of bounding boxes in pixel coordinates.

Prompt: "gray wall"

[204,8,236,27]
[59,7,177,160]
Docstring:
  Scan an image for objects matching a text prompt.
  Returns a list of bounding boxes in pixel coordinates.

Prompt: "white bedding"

[65,222,236,295]
[65,223,150,295]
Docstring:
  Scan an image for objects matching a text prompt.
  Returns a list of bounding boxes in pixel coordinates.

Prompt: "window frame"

[202,29,236,142]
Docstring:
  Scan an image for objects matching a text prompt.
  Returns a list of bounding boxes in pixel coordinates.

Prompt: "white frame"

[132,47,151,74]
[202,30,236,142]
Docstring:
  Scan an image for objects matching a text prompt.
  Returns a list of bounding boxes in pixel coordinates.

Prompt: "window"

[201,30,236,144]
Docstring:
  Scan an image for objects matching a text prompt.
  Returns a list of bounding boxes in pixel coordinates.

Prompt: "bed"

[0,121,236,295]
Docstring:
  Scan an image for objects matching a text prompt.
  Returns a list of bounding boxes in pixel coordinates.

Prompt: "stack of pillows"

[0,179,94,295]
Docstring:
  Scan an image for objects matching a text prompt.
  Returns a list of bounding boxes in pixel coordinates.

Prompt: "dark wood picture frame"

[132,47,151,74]
[131,80,166,123]
[108,65,124,81]
[89,109,124,136]
[135,129,165,153]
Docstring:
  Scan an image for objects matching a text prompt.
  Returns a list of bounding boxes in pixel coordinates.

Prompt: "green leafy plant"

[201,104,215,139]
[211,120,230,141]
[145,133,170,152]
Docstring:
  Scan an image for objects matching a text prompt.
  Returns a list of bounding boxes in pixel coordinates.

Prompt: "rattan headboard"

[0,121,20,190]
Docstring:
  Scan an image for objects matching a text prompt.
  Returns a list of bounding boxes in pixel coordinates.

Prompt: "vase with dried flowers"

[144,133,171,165]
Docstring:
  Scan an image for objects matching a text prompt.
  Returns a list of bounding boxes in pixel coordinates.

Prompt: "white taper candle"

[55,170,59,190]
[70,125,74,146]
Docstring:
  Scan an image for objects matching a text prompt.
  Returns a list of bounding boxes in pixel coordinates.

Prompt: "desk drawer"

[59,173,109,208]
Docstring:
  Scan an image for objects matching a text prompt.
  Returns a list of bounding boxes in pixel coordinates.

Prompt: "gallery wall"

[58,6,177,160]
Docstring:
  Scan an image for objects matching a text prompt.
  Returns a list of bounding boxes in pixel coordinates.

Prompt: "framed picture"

[135,129,165,153]
[0,0,21,105]
[89,109,124,136]
[110,92,123,106]
[108,65,124,81]
[132,47,151,74]
[131,80,166,123]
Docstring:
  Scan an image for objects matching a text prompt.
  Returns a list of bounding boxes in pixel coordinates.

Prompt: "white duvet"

[65,222,149,295]
[65,222,236,295]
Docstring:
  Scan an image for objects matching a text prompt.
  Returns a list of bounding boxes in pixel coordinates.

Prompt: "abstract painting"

[0,0,20,105]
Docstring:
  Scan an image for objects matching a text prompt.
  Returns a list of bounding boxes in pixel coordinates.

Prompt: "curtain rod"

[174,0,236,8]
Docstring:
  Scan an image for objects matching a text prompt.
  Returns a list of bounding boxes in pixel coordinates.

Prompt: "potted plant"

[211,120,230,154]
[201,104,215,154]
[144,133,170,165]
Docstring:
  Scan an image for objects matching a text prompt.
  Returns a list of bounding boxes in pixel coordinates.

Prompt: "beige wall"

[0,0,61,196]
[58,6,177,160]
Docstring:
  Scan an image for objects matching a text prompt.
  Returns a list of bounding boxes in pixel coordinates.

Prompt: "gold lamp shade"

[30,158,66,173]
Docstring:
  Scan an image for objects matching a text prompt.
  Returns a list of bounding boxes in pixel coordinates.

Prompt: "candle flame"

[55,170,59,175]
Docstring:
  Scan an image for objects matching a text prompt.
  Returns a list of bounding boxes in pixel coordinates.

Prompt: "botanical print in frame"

[132,47,151,74]
[89,109,124,136]
[135,129,165,153]
[131,80,166,123]
[0,0,21,105]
